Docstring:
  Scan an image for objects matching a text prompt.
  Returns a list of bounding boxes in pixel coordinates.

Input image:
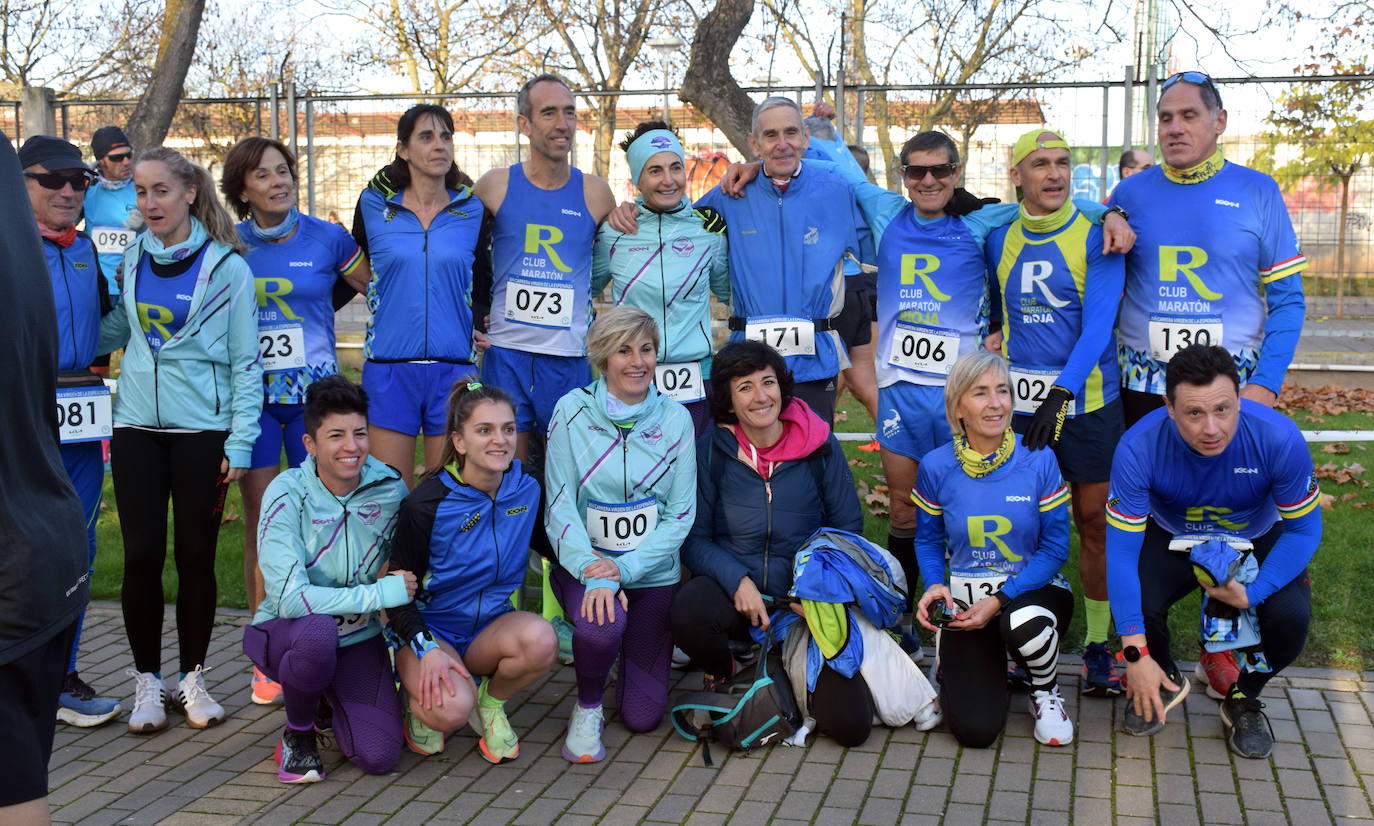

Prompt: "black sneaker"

[1122,669,1190,736]
[274,728,324,783]
[1221,686,1274,759]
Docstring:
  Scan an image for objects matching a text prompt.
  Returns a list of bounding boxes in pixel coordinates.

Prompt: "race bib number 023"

[1010,366,1077,418]
[948,570,1009,610]
[586,497,657,554]
[506,277,573,329]
[889,321,959,376]
[258,323,306,372]
[1148,315,1222,363]
[654,362,705,403]
[745,316,815,357]
[56,385,113,444]
[91,226,135,255]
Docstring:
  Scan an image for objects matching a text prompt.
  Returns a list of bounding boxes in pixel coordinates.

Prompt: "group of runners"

[11,66,1322,811]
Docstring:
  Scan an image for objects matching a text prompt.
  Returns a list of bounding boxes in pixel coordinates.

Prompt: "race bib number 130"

[1148,315,1222,363]
[948,570,1009,610]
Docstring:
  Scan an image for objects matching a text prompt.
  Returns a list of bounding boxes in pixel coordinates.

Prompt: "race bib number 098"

[1148,315,1222,363]
[56,385,113,444]
[889,322,959,376]
[654,362,705,403]
[744,316,815,357]
[586,497,657,554]
[91,226,135,255]
[1010,366,1077,418]
[506,278,573,329]
[258,324,306,372]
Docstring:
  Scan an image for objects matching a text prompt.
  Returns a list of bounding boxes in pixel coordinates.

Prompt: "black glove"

[694,205,727,234]
[1024,386,1073,450]
[943,187,1000,217]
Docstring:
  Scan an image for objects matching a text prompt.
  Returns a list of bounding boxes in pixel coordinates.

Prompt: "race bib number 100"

[654,361,705,403]
[889,321,959,376]
[1148,315,1223,363]
[745,316,815,357]
[506,277,574,329]
[258,323,306,372]
[586,497,657,554]
[56,385,113,444]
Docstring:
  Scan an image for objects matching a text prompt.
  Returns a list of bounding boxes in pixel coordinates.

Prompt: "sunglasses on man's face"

[901,162,958,182]
[24,171,95,191]
[105,151,133,163]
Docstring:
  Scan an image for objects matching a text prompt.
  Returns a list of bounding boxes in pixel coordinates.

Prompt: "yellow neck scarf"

[952,428,1016,479]
[1163,148,1224,184]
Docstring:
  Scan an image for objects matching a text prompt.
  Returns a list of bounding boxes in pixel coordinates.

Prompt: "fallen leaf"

[1352,501,1371,509]
[1319,493,1336,510]
[1323,443,1350,454]
[848,458,872,468]
[1349,463,1365,475]
[221,502,241,525]
[868,505,889,518]
[1341,492,1359,501]
[834,410,849,422]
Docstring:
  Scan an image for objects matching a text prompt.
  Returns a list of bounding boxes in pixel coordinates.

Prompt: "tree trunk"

[679,0,758,158]
[125,0,207,151]
[1336,173,1350,319]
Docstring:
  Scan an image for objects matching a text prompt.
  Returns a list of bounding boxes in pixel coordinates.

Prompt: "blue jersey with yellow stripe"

[1109,162,1306,395]
[1105,399,1321,635]
[912,433,1071,602]
[985,210,1125,414]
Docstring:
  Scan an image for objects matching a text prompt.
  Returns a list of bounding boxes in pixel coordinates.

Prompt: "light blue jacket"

[591,196,730,377]
[545,379,697,592]
[253,455,410,646]
[103,232,264,467]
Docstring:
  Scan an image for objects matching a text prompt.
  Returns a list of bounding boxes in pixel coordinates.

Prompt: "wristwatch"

[1106,204,1129,222]
[1118,644,1150,663]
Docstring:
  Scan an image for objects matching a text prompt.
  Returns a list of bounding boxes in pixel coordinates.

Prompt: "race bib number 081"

[586,497,657,554]
[1148,315,1222,363]
[506,277,573,329]
[654,361,705,403]
[56,385,113,444]
[258,323,306,372]
[1010,366,1077,418]
[744,316,815,357]
[889,321,959,376]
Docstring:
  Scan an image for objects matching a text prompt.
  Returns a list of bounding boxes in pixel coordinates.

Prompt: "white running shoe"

[1028,686,1074,746]
[561,703,606,763]
[127,669,167,734]
[173,665,225,729]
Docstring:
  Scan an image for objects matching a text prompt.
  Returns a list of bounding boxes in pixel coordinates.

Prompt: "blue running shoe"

[551,615,575,665]
[1081,642,1124,697]
[57,672,121,727]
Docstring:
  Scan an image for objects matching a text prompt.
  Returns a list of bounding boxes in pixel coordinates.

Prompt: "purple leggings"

[243,615,402,775]
[550,566,676,732]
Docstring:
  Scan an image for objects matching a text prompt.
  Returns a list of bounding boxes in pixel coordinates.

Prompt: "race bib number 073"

[506,277,574,329]
[744,316,815,357]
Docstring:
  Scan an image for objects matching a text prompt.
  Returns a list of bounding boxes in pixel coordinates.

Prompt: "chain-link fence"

[13,76,1374,317]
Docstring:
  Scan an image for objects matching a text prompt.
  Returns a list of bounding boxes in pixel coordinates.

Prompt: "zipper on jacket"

[211,363,220,415]
[475,494,501,637]
[762,477,773,593]
[423,228,430,359]
[56,245,80,366]
[657,214,670,358]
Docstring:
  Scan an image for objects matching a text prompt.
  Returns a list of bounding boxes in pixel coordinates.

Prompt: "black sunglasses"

[105,151,133,163]
[24,170,95,191]
[901,162,958,182]
[1162,71,1224,109]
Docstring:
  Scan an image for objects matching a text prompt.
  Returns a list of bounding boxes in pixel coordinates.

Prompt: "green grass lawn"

[89,387,1374,669]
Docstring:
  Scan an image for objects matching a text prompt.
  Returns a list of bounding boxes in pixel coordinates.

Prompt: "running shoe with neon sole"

[57,671,121,727]
[1122,669,1190,737]
[551,615,575,665]
[474,683,519,763]
[562,703,606,763]
[251,666,283,705]
[274,728,324,783]
[1081,641,1123,697]
[127,669,167,733]
[1195,647,1240,701]
[404,709,445,756]
[171,665,225,729]
[1029,686,1074,746]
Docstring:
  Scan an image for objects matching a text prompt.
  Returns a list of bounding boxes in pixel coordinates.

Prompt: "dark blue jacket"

[44,233,112,371]
[683,425,863,600]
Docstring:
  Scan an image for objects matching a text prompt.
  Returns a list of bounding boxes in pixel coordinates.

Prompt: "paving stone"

[1276,767,1323,799]
[1153,771,1195,806]
[991,761,1032,791]
[1114,782,1155,818]
[858,796,903,825]
[1282,797,1335,826]
[949,772,991,805]
[1156,802,1202,826]
[1030,779,1070,812]
[1325,783,1374,819]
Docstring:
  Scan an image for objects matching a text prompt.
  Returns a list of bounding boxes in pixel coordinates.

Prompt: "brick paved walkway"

[47,604,1374,825]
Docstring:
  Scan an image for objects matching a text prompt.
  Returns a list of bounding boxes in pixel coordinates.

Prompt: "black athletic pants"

[111,427,227,675]
[669,575,874,747]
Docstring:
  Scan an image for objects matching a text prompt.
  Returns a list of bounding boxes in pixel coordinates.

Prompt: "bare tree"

[0,0,157,96]
[679,0,758,156]
[124,0,207,149]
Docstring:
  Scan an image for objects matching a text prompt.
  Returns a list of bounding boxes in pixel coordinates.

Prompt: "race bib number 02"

[745,316,815,357]
[506,277,573,329]
[56,385,113,444]
[654,361,705,403]
[334,611,374,638]
[258,323,306,372]
[586,497,657,554]
[948,570,1009,610]
[889,321,959,376]
[1010,366,1077,418]
[91,226,135,255]
[1148,315,1222,363]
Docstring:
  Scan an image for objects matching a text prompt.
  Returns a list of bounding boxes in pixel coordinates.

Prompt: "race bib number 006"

[948,570,1009,610]
[56,385,113,444]
[745,316,815,357]
[258,323,306,372]
[1010,366,1077,418]
[654,361,705,403]
[91,226,135,255]
[586,497,657,554]
[1148,315,1222,363]
[506,278,573,329]
[889,321,959,376]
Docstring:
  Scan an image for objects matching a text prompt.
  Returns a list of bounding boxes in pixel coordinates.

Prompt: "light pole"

[647,36,686,126]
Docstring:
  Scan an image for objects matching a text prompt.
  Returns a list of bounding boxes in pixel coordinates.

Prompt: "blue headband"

[626,129,684,185]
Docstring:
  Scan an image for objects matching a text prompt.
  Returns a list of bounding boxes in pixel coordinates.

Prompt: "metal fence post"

[1145,66,1158,159]
[305,95,316,216]
[270,83,279,140]
[1100,83,1109,197]
[286,82,298,161]
[1123,65,1134,151]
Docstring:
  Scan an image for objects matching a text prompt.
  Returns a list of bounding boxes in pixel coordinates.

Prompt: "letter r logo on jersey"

[137,302,174,340]
[1184,505,1249,531]
[967,515,1022,562]
[255,277,305,320]
[524,224,572,273]
[1019,260,1070,308]
[1159,245,1222,300]
[899,253,951,300]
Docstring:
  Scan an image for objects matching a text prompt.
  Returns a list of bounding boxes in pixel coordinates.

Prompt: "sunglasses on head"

[1162,71,1223,108]
[105,151,133,163]
[901,162,958,182]
[24,170,95,191]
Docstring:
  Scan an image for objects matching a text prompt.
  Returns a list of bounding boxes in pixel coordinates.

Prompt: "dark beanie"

[91,126,131,160]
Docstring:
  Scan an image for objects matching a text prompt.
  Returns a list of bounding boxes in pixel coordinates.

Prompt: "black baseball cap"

[91,126,132,160]
[18,135,90,172]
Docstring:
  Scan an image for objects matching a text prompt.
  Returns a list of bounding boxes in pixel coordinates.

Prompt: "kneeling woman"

[914,351,1075,747]
[387,380,558,763]
[244,376,413,783]
[671,340,871,747]
[545,307,697,763]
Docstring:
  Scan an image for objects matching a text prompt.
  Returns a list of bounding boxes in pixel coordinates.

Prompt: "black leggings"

[1138,519,1309,697]
[939,584,1073,748]
[112,427,227,675]
[669,576,874,747]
